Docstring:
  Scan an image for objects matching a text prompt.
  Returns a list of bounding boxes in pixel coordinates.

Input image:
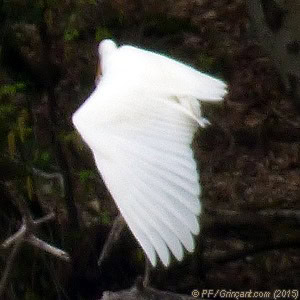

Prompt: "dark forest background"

[0,0,300,299]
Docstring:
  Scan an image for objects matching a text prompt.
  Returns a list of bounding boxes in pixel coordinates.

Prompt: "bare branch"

[143,258,151,287]
[34,212,55,226]
[26,235,70,262]
[98,214,125,267]
[1,213,69,262]
[1,181,70,298]
[2,223,26,248]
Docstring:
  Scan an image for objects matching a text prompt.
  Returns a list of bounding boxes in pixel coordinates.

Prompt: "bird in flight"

[72,39,227,267]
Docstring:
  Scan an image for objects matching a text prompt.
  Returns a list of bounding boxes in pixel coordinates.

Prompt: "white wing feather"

[73,42,227,266]
[103,44,226,101]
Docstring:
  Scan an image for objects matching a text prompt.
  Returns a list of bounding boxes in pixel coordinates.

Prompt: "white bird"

[72,39,227,267]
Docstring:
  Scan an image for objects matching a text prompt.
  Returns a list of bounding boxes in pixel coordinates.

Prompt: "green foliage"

[61,130,85,151]
[59,130,78,144]
[99,210,111,225]
[78,169,96,183]
[0,82,26,98]
[33,150,53,170]
[0,104,17,120]
[78,169,97,197]
[0,105,30,155]
[64,28,79,41]
[1,107,32,160]
[40,151,51,163]
[95,27,113,42]
[64,12,81,41]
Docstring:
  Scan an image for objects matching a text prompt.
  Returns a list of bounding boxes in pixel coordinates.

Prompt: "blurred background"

[0,0,300,299]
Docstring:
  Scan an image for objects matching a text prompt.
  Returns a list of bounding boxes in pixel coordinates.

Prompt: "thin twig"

[1,181,70,298]
[2,223,26,248]
[26,235,70,262]
[98,214,125,267]
[1,214,69,262]
[34,212,55,226]
[143,258,151,287]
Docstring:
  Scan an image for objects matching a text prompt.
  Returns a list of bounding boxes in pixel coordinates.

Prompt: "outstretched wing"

[73,42,227,266]
[73,81,202,266]
[103,44,227,102]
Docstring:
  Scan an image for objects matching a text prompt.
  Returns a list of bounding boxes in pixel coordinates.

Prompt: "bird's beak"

[95,59,102,86]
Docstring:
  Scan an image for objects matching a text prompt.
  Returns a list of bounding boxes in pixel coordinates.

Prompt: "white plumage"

[72,39,227,266]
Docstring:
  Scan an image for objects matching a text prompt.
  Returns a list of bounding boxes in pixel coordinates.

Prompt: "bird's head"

[95,39,117,85]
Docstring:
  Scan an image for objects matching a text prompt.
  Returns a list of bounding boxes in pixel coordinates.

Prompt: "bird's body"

[72,40,227,266]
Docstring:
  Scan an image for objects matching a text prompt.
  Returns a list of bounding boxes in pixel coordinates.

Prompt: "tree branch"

[98,214,125,267]
[26,235,70,262]
[1,182,70,296]
[1,223,26,248]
